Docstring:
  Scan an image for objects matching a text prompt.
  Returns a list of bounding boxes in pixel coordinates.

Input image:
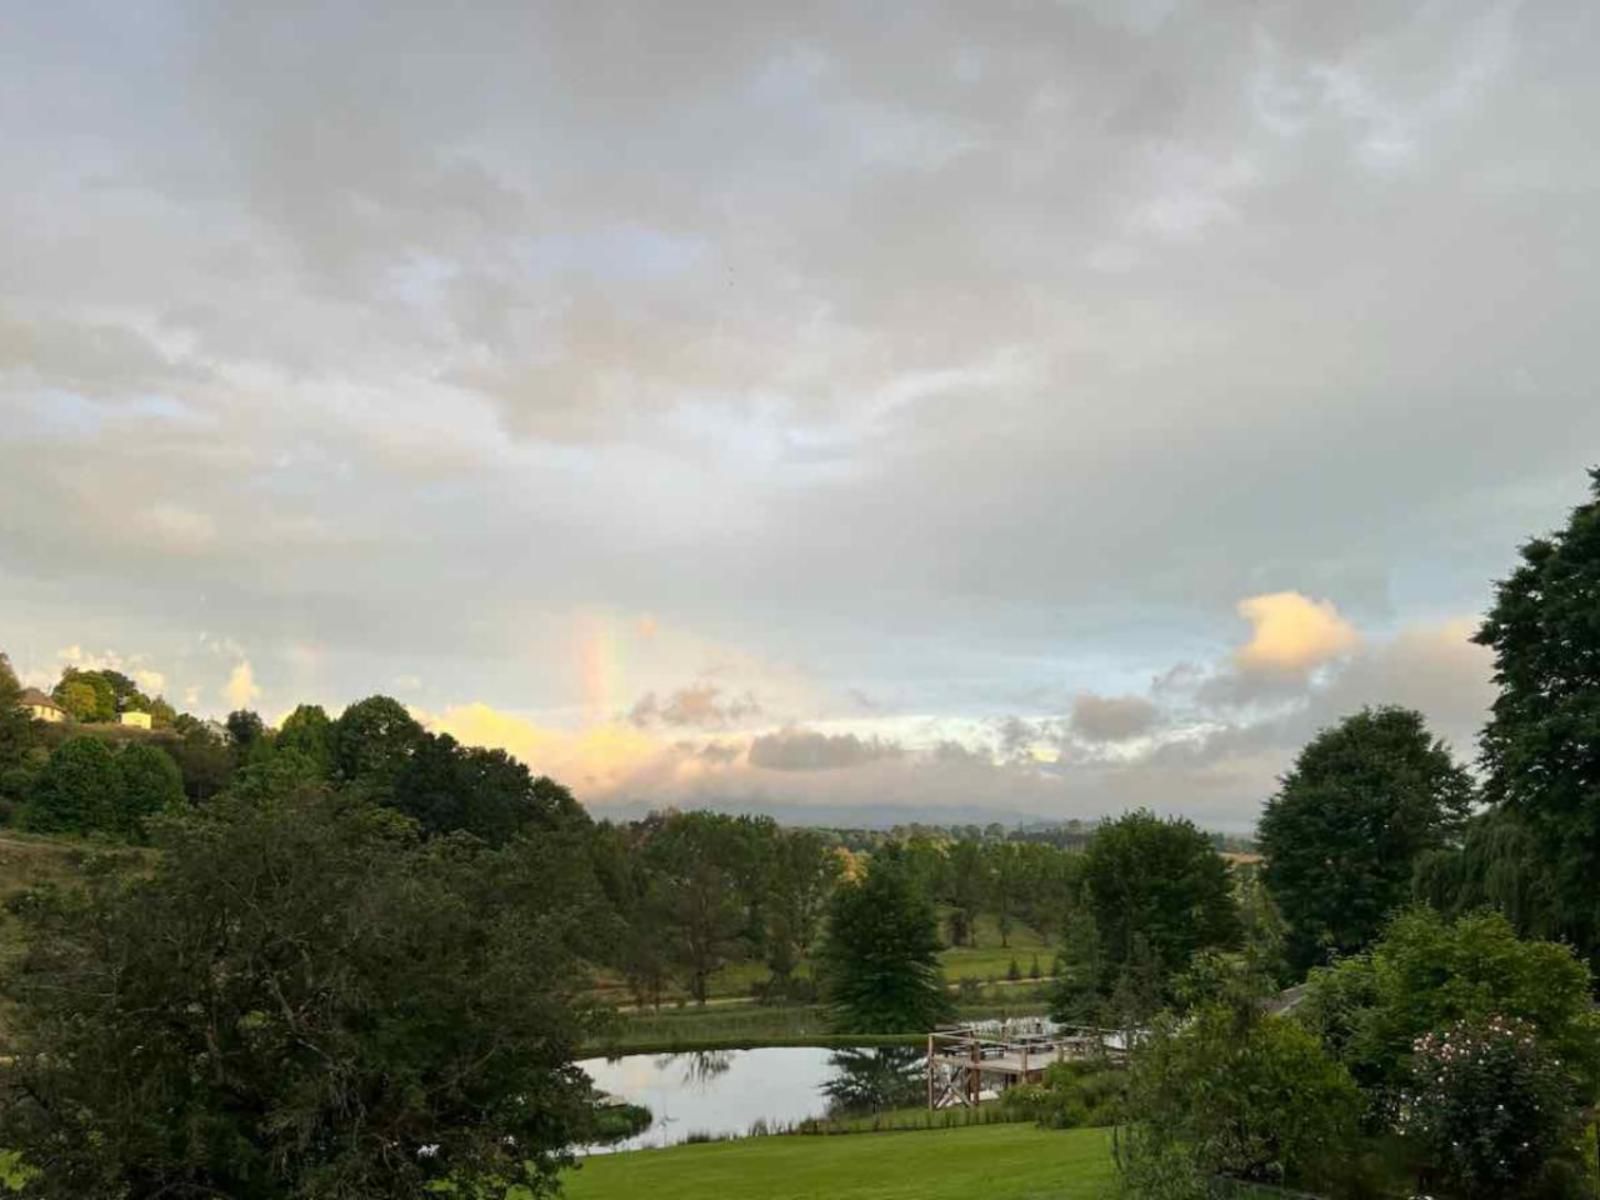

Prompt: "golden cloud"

[1234,591,1360,676]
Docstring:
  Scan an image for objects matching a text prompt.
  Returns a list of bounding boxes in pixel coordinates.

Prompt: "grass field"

[563,1123,1113,1200]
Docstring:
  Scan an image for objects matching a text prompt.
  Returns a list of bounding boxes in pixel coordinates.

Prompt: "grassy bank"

[590,996,1053,1055]
[564,1123,1113,1200]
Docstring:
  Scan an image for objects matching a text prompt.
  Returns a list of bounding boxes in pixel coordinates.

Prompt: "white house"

[18,688,67,723]
[119,710,153,730]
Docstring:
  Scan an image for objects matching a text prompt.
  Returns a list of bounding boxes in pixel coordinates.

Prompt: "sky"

[3,1,1598,829]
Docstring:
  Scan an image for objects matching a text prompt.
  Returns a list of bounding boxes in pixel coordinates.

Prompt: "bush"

[1399,1016,1577,1199]
[1117,1005,1361,1193]
[1001,1060,1124,1129]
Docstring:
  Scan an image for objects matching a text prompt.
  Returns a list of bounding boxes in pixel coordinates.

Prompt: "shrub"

[1116,1005,1361,1193]
[1001,1061,1124,1129]
[1398,1016,1576,1199]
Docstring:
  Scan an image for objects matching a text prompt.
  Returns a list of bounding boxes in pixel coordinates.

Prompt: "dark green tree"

[224,708,267,755]
[390,733,587,845]
[1116,1003,1361,1196]
[115,742,183,840]
[1470,469,1600,961]
[23,736,122,835]
[0,651,34,769]
[275,703,335,775]
[818,847,952,1033]
[1081,810,1239,996]
[1259,706,1474,973]
[333,695,423,794]
[641,812,748,1004]
[0,788,597,1199]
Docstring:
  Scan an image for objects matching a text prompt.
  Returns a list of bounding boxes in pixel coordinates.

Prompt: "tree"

[985,841,1022,948]
[944,839,984,947]
[1471,469,1600,962]
[1049,906,1104,1025]
[818,846,952,1033]
[390,733,588,845]
[0,651,34,769]
[114,742,183,840]
[1116,1003,1362,1197]
[52,669,116,723]
[23,736,121,835]
[0,788,596,1199]
[766,829,840,977]
[275,703,334,775]
[225,708,267,755]
[1081,810,1239,997]
[333,695,423,794]
[1298,906,1598,1098]
[642,812,748,1004]
[1259,706,1474,973]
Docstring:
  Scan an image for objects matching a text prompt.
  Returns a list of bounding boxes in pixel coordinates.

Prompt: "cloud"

[1069,693,1160,742]
[222,661,261,709]
[628,682,762,729]
[747,727,902,772]
[1233,592,1361,676]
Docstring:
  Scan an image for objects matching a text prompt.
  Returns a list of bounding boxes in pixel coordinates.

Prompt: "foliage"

[225,707,267,753]
[333,694,424,793]
[53,668,116,722]
[1469,469,1600,963]
[275,703,335,774]
[113,741,184,838]
[1260,707,1475,973]
[0,652,36,772]
[21,735,122,834]
[1298,906,1599,1101]
[1082,810,1239,997]
[1049,907,1105,1024]
[1116,1004,1362,1194]
[819,846,953,1033]
[0,788,597,1200]
[1001,1060,1124,1129]
[1397,1016,1577,1200]
[390,731,588,845]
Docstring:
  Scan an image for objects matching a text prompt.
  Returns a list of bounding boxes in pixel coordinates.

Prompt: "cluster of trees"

[1105,470,1600,1200]
[49,667,175,726]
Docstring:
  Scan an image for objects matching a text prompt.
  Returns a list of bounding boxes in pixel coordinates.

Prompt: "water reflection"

[660,1049,733,1088]
[578,1044,920,1151]
[821,1047,925,1116]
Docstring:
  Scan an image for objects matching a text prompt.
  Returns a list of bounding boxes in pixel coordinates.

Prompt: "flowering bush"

[1398,1016,1575,1198]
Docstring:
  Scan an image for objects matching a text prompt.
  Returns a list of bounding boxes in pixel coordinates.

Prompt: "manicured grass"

[564,1123,1113,1200]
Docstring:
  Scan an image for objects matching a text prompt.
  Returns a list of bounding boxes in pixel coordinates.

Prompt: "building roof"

[18,688,65,712]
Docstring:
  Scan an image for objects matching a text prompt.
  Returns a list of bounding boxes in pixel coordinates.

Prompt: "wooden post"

[926,1034,935,1111]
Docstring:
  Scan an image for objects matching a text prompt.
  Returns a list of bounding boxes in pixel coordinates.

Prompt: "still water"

[577,1046,924,1152]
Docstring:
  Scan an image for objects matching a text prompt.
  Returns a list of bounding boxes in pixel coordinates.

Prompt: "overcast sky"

[3,1,1597,828]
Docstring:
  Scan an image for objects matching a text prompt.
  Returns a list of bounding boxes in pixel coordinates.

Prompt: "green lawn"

[563,1124,1113,1200]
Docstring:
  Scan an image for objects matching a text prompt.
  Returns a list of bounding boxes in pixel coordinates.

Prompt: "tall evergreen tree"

[1259,706,1474,973]
[819,847,952,1034]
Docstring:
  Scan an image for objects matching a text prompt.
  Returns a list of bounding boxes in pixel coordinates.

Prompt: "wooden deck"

[925,1020,1124,1109]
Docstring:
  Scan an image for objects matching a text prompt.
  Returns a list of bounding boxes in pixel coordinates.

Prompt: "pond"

[577,1045,925,1152]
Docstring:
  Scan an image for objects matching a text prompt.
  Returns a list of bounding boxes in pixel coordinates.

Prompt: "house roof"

[18,688,64,712]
